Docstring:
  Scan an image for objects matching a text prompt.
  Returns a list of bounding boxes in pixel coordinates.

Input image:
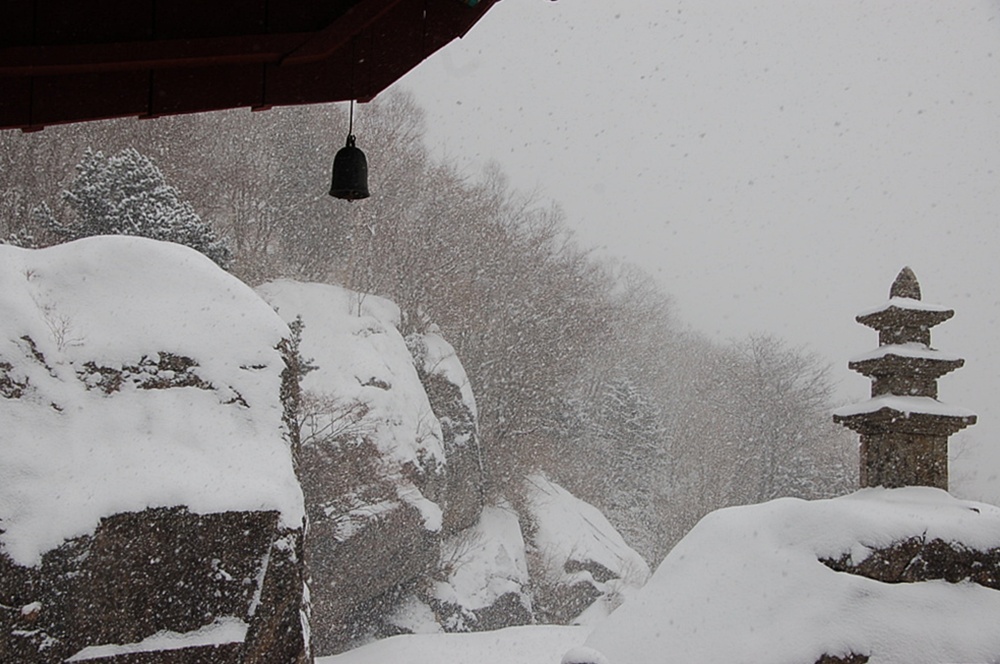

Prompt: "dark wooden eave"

[0,0,500,131]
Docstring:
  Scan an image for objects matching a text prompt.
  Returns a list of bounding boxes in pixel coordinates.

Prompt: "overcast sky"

[393,0,1000,502]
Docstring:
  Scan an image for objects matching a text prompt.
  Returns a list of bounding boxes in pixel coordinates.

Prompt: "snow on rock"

[524,474,651,625]
[409,329,478,422]
[382,478,650,638]
[431,503,531,620]
[382,503,533,636]
[0,237,304,567]
[317,625,588,664]
[65,617,248,661]
[256,279,445,531]
[583,487,1000,664]
[562,646,611,664]
[525,474,651,589]
[381,595,445,635]
[407,329,484,534]
[256,279,453,655]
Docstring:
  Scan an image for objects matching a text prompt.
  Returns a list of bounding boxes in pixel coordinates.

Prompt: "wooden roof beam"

[281,0,407,66]
[0,34,311,77]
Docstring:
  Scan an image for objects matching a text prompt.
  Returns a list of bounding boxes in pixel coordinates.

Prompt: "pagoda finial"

[890,266,921,300]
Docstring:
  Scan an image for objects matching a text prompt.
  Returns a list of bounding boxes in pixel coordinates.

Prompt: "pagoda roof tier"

[833,395,976,436]
[848,343,964,379]
[856,297,954,330]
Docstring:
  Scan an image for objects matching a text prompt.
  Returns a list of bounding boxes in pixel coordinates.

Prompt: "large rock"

[821,535,1000,589]
[256,281,447,655]
[520,475,650,626]
[389,503,534,635]
[0,238,308,663]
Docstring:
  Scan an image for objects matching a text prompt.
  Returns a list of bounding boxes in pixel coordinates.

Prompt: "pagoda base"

[860,433,948,490]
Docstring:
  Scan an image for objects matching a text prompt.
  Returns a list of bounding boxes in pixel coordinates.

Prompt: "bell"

[329,135,370,201]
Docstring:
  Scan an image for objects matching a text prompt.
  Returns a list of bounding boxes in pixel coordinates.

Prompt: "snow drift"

[523,474,650,625]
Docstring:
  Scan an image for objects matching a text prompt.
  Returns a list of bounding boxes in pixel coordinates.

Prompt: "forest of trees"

[0,91,856,563]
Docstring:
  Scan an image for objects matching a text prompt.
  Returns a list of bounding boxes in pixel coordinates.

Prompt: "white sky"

[394,0,1000,503]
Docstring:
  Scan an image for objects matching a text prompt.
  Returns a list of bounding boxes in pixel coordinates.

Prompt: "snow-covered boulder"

[581,488,1000,664]
[383,502,534,636]
[434,503,533,630]
[522,475,650,625]
[0,237,307,663]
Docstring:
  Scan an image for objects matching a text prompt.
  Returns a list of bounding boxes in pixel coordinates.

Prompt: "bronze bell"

[329,134,370,201]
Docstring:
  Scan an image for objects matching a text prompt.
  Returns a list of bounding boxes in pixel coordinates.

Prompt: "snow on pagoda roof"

[856,297,953,318]
[849,343,962,364]
[833,395,976,419]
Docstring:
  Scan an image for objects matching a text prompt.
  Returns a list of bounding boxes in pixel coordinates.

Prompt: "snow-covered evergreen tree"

[592,377,668,558]
[19,148,231,268]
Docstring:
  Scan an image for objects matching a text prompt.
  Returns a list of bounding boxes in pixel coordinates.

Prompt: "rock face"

[376,476,651,640]
[407,331,485,535]
[1,510,307,663]
[822,535,1000,590]
[0,238,308,663]
[395,503,535,635]
[0,243,644,662]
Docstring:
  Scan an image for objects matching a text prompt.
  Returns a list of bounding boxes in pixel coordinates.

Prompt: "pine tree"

[17,147,231,268]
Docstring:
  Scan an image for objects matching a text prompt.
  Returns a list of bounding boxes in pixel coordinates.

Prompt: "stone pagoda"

[833,267,976,490]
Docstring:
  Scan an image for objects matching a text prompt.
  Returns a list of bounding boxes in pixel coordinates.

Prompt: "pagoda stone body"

[833,267,976,490]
